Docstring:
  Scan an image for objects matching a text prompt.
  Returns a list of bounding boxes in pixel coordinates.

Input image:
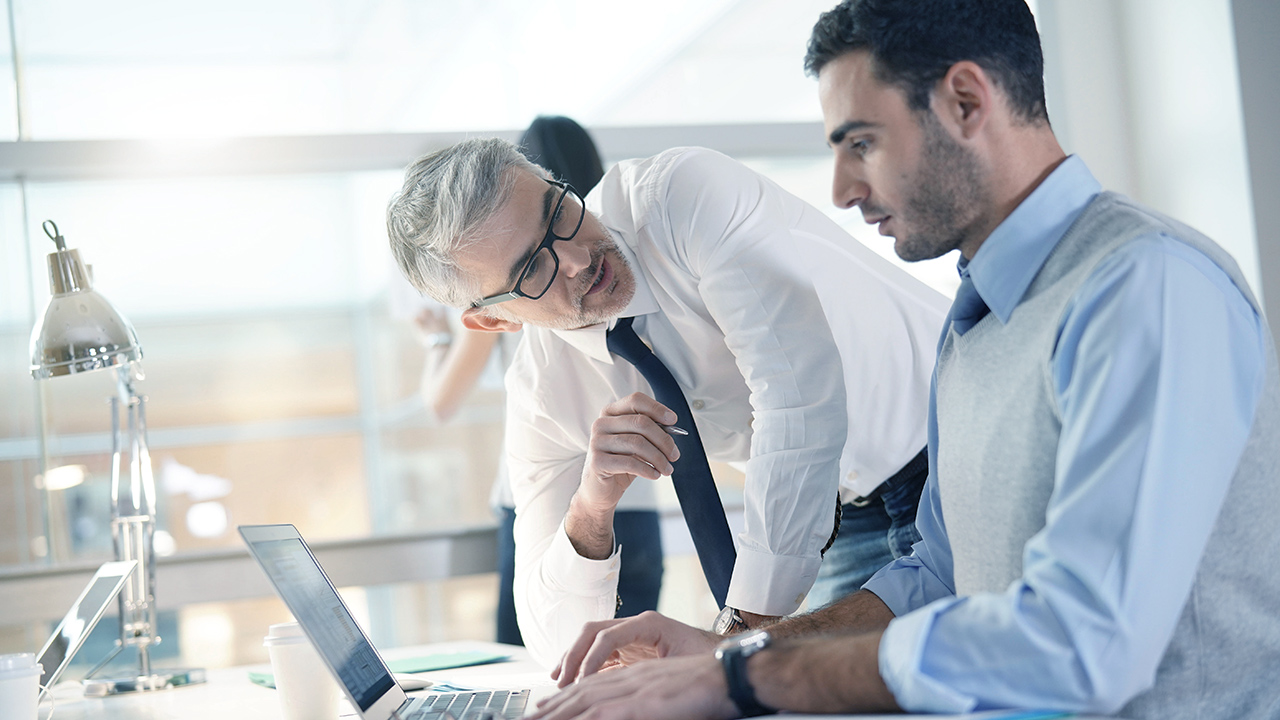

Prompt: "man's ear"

[461,306,523,333]
[935,60,993,140]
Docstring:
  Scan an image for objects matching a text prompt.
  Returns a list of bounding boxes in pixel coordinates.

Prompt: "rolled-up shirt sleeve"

[877,237,1267,713]
[504,345,625,668]
[658,150,849,616]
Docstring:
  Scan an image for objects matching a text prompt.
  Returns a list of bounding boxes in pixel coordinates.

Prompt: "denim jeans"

[805,449,928,610]
[496,507,664,645]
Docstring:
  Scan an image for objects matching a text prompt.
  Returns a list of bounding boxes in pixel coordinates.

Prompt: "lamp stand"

[82,365,205,697]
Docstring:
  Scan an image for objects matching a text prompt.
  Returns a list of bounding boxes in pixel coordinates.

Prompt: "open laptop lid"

[239,524,407,720]
[36,559,137,689]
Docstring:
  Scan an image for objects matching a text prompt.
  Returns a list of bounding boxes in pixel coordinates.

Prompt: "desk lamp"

[29,220,204,695]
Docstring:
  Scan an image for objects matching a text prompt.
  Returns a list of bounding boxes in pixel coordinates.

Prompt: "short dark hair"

[518,116,606,196]
[805,0,1048,124]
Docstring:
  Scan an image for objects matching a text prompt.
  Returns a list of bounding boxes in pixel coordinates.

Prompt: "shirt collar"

[547,229,659,364]
[961,155,1102,323]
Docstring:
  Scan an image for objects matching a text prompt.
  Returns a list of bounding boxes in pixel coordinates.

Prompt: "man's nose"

[557,236,593,278]
[832,158,870,210]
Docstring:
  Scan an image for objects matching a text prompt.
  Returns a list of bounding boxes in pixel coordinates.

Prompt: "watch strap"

[720,643,777,717]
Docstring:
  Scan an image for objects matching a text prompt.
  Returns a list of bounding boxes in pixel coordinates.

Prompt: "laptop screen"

[242,530,396,712]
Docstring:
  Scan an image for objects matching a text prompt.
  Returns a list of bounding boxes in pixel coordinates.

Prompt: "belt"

[846,448,928,508]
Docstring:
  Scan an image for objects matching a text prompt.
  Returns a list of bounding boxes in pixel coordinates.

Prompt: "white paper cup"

[264,622,341,720]
[0,653,42,720]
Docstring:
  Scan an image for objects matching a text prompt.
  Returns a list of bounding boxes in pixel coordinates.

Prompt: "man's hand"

[532,654,737,720]
[564,393,681,561]
[551,611,720,688]
[580,392,680,507]
[541,631,899,719]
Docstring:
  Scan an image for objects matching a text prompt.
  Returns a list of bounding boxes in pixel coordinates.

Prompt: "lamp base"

[82,667,206,697]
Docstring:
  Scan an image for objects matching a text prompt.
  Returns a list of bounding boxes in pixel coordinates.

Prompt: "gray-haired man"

[387,140,946,667]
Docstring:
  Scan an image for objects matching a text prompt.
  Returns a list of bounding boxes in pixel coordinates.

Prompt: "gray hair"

[386,137,541,308]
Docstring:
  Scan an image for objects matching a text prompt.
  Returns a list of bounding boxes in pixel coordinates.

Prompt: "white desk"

[44,641,554,720]
[43,641,1112,720]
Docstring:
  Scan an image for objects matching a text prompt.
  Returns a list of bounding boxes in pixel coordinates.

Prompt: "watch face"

[713,606,741,635]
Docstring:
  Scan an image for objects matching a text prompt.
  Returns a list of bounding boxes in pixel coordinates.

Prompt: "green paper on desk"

[384,650,510,673]
[249,649,511,689]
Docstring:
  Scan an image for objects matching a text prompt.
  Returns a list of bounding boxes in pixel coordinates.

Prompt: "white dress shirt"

[505,148,947,666]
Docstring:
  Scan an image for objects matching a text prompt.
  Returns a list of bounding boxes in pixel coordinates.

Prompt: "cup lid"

[264,621,310,646]
[0,653,40,679]
[266,622,303,638]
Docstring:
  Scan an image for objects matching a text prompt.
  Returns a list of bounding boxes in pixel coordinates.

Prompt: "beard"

[563,236,636,329]
[889,112,989,263]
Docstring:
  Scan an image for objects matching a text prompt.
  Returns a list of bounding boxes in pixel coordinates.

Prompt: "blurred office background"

[1,0,1276,676]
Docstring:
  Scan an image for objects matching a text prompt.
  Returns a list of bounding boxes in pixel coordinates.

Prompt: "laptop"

[239,524,533,720]
[36,559,138,689]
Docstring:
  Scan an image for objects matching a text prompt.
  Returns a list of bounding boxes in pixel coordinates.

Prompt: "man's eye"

[551,205,566,232]
[849,139,871,156]
[525,255,542,276]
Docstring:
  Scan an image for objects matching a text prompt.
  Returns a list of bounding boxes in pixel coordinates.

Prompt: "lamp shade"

[29,222,142,379]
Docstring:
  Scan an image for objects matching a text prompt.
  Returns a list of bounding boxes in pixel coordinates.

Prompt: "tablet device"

[36,560,138,688]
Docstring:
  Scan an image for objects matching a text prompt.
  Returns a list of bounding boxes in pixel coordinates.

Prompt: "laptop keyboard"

[406,689,531,719]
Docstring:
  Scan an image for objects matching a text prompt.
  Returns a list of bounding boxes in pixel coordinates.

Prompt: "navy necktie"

[951,274,990,335]
[606,316,736,609]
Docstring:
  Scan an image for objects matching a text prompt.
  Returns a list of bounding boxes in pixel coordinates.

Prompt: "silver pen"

[662,425,689,436]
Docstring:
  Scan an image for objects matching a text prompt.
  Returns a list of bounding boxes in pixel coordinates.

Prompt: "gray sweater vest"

[935,192,1280,719]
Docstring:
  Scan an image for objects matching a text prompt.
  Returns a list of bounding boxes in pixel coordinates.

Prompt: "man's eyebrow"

[828,120,878,146]
[503,184,557,287]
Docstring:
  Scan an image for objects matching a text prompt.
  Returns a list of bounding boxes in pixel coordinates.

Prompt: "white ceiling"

[1,0,838,140]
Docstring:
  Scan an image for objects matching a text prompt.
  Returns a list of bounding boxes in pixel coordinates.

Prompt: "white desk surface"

[44,640,1112,720]
[44,640,554,720]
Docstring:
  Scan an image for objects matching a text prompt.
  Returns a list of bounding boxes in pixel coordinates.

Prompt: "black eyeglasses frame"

[472,179,585,308]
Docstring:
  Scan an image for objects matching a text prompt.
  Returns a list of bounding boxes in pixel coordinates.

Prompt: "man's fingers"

[590,414,680,465]
[556,619,627,688]
[579,610,705,679]
[578,621,659,681]
[589,451,665,481]
[602,392,678,426]
[590,431,677,477]
[533,664,639,719]
[534,656,733,720]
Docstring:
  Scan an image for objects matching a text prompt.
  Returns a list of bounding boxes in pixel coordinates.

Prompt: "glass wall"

[3,0,843,142]
[21,0,1257,678]
[1,0,889,671]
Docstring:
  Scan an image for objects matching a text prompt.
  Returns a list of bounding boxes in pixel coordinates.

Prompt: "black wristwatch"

[714,629,777,717]
[713,605,750,636]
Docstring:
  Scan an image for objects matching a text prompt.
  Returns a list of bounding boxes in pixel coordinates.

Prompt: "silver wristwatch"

[713,605,750,636]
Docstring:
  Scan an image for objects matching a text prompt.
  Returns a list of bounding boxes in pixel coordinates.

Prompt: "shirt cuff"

[879,601,978,714]
[862,563,917,618]
[546,519,622,598]
[724,544,821,616]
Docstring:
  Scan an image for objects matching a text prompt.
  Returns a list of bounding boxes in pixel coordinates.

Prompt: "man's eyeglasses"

[473,179,585,308]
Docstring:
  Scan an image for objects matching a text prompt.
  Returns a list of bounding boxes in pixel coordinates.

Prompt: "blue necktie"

[606,316,735,609]
[951,274,990,335]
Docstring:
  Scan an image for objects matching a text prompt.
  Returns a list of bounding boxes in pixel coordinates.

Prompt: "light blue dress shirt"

[865,156,1269,713]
